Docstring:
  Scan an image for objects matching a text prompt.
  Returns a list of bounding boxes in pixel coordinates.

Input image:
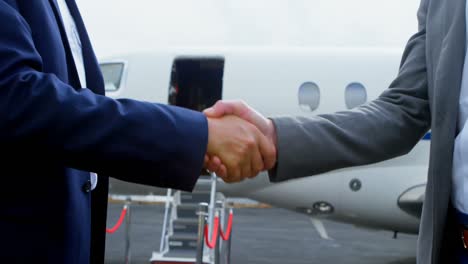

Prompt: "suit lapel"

[48,0,82,89]
[65,0,105,95]
[434,0,466,131]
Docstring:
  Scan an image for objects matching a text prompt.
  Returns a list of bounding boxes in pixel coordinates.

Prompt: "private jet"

[79,0,424,237]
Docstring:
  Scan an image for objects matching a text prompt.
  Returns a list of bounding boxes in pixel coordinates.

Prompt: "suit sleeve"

[0,3,207,191]
[269,0,431,182]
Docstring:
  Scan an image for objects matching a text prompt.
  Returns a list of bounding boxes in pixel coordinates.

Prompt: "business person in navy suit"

[0,0,276,263]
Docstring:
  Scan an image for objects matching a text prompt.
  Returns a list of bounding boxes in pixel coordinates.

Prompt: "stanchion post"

[225,208,233,264]
[223,208,233,264]
[124,198,132,264]
[196,203,209,264]
[214,201,224,264]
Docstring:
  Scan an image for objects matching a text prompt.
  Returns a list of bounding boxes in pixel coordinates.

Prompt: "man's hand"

[203,100,278,180]
[205,100,277,146]
[206,115,276,183]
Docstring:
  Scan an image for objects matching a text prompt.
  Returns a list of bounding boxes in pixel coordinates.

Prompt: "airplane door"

[168,57,224,111]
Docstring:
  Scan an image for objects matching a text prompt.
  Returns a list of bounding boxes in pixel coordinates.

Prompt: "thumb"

[203,107,221,117]
[204,101,232,117]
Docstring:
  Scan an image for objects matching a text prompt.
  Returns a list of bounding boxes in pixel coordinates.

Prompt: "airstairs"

[151,173,233,264]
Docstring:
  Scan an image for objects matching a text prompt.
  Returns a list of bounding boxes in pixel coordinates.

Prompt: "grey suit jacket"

[270,0,465,263]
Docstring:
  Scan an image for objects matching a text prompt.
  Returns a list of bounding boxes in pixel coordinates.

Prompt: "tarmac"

[105,202,417,264]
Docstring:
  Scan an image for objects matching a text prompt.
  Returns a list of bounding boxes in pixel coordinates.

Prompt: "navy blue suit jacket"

[0,0,208,263]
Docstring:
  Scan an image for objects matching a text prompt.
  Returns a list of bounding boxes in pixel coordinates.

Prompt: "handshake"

[203,100,277,183]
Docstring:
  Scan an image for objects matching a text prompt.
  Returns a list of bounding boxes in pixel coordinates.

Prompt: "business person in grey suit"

[202,0,468,263]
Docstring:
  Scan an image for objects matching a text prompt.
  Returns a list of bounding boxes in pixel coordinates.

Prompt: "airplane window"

[345,82,367,109]
[298,82,320,112]
[100,62,125,92]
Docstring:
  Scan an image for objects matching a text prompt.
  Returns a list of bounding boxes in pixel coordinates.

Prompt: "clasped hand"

[203,100,277,183]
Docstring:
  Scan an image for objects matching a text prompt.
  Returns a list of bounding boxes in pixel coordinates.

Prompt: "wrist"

[266,119,277,150]
[206,117,217,154]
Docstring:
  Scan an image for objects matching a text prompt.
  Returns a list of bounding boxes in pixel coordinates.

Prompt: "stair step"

[180,192,211,203]
[191,177,212,192]
[152,259,206,264]
[168,232,199,250]
[164,248,197,259]
[168,243,198,251]
[173,218,199,233]
[168,243,198,252]
[178,203,199,210]
[177,204,199,218]
[196,176,212,183]
[173,218,198,226]
[170,233,198,241]
[173,226,198,233]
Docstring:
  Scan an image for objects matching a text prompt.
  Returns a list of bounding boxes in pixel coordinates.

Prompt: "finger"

[222,176,236,184]
[240,156,252,181]
[210,156,223,173]
[213,165,228,180]
[217,154,239,182]
[204,155,212,172]
[212,156,222,167]
[205,156,222,172]
[249,144,264,178]
[221,174,236,183]
[219,165,227,178]
[257,131,277,170]
[227,166,241,183]
[240,132,257,179]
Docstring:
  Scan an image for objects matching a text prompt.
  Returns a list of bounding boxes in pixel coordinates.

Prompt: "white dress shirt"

[57,0,98,190]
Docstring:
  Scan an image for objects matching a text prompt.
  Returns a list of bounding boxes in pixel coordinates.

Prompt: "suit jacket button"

[83,180,92,193]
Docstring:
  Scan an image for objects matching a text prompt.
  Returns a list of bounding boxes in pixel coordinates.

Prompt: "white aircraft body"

[78,0,425,235]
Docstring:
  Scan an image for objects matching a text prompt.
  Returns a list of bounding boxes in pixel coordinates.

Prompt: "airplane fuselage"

[102,46,426,234]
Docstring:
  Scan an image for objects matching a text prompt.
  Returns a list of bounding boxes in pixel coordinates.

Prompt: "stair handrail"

[159,188,173,253]
[207,172,217,240]
[196,203,209,264]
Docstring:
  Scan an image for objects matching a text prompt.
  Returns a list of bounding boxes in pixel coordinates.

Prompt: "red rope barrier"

[204,216,219,249]
[106,205,128,234]
[220,211,233,241]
